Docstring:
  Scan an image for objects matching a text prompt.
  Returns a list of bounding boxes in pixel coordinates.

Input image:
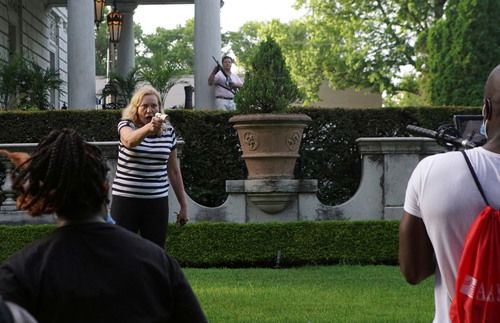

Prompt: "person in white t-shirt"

[208,56,243,111]
[399,64,500,323]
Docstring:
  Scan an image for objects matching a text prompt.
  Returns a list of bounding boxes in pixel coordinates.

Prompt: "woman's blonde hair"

[121,86,163,126]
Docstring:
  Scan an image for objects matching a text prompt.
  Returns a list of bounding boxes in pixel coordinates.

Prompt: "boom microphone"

[406,125,477,149]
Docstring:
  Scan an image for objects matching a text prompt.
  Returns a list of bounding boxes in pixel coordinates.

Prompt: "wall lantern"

[94,0,105,29]
[107,0,123,43]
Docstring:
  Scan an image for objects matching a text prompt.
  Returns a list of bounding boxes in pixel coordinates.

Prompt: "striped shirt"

[111,120,177,199]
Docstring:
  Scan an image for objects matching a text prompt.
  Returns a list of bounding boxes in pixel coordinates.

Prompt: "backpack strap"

[461,151,490,206]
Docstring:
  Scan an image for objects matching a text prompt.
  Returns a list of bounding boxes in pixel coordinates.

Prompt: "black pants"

[111,195,169,248]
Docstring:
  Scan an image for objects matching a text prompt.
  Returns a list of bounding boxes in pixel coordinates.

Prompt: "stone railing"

[0,138,445,224]
[0,142,120,225]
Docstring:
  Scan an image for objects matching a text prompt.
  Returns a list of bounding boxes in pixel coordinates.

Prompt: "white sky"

[134,0,307,34]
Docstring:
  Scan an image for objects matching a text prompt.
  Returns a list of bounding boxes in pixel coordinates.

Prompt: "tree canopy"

[95,17,109,76]
[136,18,195,75]
[94,0,500,107]
[424,0,500,106]
[292,0,448,102]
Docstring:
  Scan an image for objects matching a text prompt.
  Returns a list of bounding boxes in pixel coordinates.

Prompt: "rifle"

[212,56,238,94]
[406,124,478,150]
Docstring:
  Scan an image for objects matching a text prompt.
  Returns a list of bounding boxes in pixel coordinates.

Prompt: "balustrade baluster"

[0,156,17,211]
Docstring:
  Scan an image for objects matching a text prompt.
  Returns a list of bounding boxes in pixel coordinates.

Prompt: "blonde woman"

[111,86,188,248]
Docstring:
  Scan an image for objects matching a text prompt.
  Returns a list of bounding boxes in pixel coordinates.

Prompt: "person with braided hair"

[0,128,207,323]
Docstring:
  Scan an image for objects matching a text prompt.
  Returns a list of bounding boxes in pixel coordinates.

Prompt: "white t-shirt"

[404,147,500,323]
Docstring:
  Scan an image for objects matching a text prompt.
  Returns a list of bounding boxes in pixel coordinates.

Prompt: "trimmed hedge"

[0,221,399,267]
[0,110,121,143]
[0,107,482,206]
[294,106,482,204]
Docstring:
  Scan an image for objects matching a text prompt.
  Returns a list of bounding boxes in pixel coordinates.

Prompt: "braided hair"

[12,128,109,219]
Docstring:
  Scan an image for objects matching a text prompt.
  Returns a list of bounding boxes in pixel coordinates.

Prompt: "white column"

[67,0,96,110]
[116,4,137,78]
[194,0,221,110]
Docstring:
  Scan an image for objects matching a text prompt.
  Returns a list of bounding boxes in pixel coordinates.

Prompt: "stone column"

[194,0,221,110]
[67,0,96,110]
[116,4,137,78]
[0,157,17,212]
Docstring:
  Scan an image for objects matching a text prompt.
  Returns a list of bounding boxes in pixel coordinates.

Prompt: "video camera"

[406,115,486,150]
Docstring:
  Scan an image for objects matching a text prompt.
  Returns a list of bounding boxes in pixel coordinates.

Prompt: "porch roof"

[46,0,194,7]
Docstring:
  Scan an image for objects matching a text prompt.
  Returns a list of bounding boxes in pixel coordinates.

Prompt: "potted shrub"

[230,37,311,179]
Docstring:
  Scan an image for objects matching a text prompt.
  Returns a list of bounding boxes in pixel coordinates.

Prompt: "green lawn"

[184,266,434,323]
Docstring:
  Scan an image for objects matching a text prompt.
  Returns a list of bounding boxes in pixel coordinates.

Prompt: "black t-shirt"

[0,295,13,323]
[0,222,207,323]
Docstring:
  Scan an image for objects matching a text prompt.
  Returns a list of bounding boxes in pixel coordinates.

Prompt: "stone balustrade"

[0,138,445,224]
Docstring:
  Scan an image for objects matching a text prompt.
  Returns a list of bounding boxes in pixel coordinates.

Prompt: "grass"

[184,266,434,323]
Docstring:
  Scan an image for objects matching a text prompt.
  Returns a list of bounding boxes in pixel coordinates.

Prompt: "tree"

[258,20,314,102]
[136,18,195,74]
[224,19,326,103]
[293,0,448,101]
[95,8,110,76]
[108,68,142,107]
[234,37,301,113]
[139,54,185,109]
[222,21,263,70]
[424,0,500,106]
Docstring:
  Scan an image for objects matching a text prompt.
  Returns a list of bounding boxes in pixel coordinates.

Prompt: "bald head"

[484,64,500,105]
[481,65,500,151]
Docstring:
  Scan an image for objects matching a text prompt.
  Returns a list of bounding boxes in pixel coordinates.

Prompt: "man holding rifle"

[399,64,500,322]
[208,55,243,111]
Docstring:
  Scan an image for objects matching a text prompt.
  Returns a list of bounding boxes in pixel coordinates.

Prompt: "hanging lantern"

[94,0,105,29]
[102,80,118,109]
[107,1,123,43]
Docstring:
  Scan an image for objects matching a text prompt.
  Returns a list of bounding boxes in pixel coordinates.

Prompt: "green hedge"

[0,110,120,142]
[0,107,482,206]
[294,106,482,203]
[0,221,399,267]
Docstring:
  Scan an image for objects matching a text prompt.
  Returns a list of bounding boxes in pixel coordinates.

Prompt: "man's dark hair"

[222,56,233,63]
[13,128,109,219]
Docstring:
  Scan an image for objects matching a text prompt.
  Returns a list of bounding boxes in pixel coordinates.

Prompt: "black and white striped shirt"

[112,120,177,199]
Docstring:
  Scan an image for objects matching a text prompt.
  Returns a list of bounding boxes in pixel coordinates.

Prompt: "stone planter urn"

[229,113,312,179]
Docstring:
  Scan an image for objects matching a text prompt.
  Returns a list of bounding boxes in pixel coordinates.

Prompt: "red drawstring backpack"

[449,151,500,322]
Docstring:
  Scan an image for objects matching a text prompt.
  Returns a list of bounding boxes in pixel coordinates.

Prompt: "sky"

[134,0,307,34]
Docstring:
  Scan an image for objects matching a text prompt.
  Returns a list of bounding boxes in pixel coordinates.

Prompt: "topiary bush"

[234,37,301,113]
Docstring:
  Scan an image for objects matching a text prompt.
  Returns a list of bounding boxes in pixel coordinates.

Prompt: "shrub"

[234,37,301,113]
[0,221,399,267]
[0,55,63,110]
[0,106,482,206]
